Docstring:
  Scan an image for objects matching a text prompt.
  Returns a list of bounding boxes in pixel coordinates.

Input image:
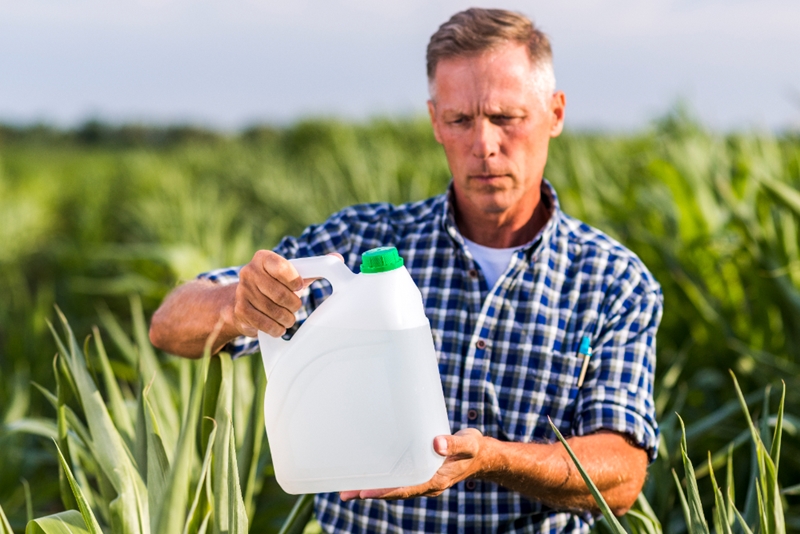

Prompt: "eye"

[449,116,471,125]
[490,115,519,125]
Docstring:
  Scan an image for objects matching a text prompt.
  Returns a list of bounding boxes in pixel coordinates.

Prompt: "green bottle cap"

[360,247,404,274]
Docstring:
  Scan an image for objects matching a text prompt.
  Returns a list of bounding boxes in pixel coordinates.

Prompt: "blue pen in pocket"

[577,336,592,388]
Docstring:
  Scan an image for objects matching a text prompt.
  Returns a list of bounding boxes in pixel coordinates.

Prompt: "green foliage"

[1,112,800,530]
[0,303,293,533]
[569,375,788,533]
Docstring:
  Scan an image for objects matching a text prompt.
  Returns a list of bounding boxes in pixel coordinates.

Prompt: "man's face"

[427,44,566,217]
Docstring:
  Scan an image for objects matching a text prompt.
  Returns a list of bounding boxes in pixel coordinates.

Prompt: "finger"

[255,272,304,311]
[437,428,482,458]
[235,299,287,338]
[358,485,421,500]
[256,250,304,292]
[235,277,296,330]
[433,435,449,456]
[245,277,302,325]
[339,490,360,502]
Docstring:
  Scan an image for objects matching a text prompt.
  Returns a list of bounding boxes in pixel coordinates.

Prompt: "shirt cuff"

[196,266,242,286]
[573,385,659,462]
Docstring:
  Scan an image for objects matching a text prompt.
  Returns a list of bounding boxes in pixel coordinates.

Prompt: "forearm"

[149,280,241,358]
[477,432,647,516]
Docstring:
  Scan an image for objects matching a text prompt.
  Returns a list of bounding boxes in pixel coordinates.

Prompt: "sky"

[1,0,799,131]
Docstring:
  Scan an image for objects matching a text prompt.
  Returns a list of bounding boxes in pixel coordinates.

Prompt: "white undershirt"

[462,237,518,289]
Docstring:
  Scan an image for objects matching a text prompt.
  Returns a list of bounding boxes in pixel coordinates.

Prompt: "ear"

[549,91,566,137]
[427,100,443,144]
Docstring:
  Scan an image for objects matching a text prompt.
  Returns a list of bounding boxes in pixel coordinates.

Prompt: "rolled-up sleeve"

[572,271,662,462]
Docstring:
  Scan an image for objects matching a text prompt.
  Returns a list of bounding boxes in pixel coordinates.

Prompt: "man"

[150,8,661,533]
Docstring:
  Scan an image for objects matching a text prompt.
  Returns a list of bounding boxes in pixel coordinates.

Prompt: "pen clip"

[577,336,592,388]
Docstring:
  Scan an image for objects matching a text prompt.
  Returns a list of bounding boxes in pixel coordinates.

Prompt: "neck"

[453,187,551,249]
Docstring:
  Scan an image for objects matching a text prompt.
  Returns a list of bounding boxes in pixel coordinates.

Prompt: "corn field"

[0,110,798,532]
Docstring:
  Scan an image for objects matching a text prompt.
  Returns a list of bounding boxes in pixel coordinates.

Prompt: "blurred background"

[2,0,799,130]
[1,1,799,532]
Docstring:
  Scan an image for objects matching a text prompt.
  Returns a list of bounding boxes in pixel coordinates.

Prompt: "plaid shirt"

[199,180,662,534]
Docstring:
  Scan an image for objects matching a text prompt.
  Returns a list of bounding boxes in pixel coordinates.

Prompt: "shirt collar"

[440,179,561,255]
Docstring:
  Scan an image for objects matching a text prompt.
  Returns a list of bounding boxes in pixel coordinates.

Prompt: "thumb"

[434,429,482,458]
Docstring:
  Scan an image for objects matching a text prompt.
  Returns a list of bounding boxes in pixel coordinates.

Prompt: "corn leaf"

[238,359,266,520]
[135,372,149,482]
[196,512,211,534]
[759,385,772,454]
[277,494,315,534]
[23,479,33,525]
[54,354,78,513]
[144,396,169,534]
[1,502,13,534]
[730,371,764,448]
[54,442,103,534]
[756,482,767,534]
[707,452,732,534]
[226,425,248,534]
[96,303,137,365]
[770,381,785,473]
[632,493,661,533]
[760,176,800,217]
[130,296,179,458]
[731,371,762,526]
[725,445,735,526]
[152,352,209,534]
[93,326,135,448]
[732,507,754,534]
[184,419,217,534]
[212,354,235,534]
[4,418,58,440]
[677,415,710,533]
[25,511,91,534]
[760,450,784,534]
[547,419,626,533]
[53,309,148,534]
[200,356,222,456]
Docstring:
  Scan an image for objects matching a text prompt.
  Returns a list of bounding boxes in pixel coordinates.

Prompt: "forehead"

[431,44,537,110]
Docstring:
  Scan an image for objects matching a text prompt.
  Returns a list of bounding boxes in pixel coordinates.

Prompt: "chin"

[476,196,512,214]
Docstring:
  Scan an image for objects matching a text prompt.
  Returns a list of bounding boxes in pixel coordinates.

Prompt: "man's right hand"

[230,250,306,338]
[150,250,342,358]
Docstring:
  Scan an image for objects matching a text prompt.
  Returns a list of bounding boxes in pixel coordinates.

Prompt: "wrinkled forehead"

[430,44,539,109]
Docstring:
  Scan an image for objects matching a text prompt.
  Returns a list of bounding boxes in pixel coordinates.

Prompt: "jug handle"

[257,255,356,377]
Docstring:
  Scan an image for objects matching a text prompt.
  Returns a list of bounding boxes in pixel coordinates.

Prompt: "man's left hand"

[339,428,485,501]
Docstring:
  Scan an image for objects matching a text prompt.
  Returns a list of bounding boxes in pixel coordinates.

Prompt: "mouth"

[469,174,511,188]
[470,174,509,181]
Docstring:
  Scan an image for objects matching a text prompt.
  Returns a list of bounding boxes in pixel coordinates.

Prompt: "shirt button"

[468,269,478,279]
[476,339,486,349]
[465,479,476,490]
[467,409,478,421]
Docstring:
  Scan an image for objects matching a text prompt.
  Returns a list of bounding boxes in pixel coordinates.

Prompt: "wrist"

[217,283,244,339]
[475,438,564,488]
[473,435,508,480]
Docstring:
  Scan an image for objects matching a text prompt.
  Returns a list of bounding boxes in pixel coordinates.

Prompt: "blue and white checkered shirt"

[199,180,662,533]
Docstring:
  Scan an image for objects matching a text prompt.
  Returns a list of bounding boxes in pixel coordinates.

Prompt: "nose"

[471,118,500,160]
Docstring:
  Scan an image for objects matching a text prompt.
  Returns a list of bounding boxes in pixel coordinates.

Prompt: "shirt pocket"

[489,349,582,443]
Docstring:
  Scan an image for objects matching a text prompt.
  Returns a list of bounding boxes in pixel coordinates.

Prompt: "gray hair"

[426,8,556,108]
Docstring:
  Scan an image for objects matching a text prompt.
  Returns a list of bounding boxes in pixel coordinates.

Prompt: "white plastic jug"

[257,247,451,495]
